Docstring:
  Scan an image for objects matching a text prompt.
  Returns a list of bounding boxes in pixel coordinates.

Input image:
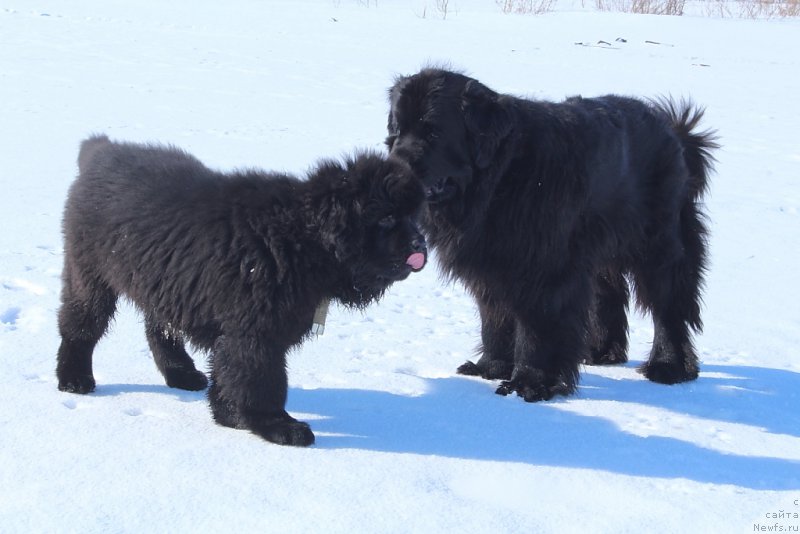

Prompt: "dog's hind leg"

[458,296,514,380]
[145,315,208,391]
[56,262,117,394]
[635,199,706,384]
[208,336,314,447]
[585,270,629,366]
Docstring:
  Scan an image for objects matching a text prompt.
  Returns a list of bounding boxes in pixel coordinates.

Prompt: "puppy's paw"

[244,411,315,447]
[210,393,239,429]
[457,359,513,380]
[165,368,209,391]
[639,360,698,384]
[57,374,96,394]
[254,420,315,447]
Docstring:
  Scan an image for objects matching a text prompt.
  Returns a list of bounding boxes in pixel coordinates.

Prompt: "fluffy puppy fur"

[57,135,427,446]
[386,68,718,401]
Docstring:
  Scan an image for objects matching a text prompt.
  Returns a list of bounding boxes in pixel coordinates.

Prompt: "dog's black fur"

[387,68,718,401]
[57,135,426,445]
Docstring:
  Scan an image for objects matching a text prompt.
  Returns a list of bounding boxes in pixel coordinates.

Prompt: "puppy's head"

[309,152,427,305]
[386,68,513,205]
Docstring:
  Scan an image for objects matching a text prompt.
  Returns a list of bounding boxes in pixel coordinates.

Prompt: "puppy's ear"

[317,196,361,264]
[461,80,513,169]
[306,178,357,264]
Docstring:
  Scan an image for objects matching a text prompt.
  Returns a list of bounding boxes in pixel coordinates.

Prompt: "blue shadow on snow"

[94,363,800,490]
[288,363,800,491]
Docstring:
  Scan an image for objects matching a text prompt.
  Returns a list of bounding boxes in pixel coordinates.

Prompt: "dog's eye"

[425,127,439,142]
[378,215,397,230]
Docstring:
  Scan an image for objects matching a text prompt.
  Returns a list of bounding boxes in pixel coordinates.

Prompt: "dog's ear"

[385,77,409,150]
[385,111,397,150]
[461,80,513,169]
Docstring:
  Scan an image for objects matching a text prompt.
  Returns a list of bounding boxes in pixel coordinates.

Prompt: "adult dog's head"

[307,152,427,305]
[385,68,514,208]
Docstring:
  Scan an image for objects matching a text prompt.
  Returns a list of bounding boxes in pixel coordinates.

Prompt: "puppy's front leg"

[208,336,314,447]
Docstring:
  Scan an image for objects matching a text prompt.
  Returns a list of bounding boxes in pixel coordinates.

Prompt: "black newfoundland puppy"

[57,135,427,446]
[387,68,718,402]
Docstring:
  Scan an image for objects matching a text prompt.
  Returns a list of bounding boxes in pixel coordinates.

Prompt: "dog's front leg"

[495,317,562,402]
[457,296,514,381]
[208,336,314,447]
[496,274,591,401]
[496,317,582,402]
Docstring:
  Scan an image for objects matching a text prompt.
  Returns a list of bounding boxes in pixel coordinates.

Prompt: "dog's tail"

[653,99,718,333]
[78,134,111,175]
[655,98,719,200]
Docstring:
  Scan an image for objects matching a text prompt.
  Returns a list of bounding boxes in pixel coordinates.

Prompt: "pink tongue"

[406,252,425,271]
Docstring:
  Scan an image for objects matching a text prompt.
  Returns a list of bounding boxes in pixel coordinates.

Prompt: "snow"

[1,1,799,532]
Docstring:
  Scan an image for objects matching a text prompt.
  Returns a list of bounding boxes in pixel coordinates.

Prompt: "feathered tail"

[654,98,719,200]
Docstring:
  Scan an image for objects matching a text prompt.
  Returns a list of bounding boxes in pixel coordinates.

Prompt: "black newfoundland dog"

[387,68,718,402]
[57,135,427,446]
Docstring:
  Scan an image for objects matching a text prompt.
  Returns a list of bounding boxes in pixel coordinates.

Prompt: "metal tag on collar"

[312,298,330,336]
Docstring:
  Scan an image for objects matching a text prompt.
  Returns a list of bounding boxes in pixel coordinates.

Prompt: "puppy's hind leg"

[145,315,208,391]
[56,263,117,394]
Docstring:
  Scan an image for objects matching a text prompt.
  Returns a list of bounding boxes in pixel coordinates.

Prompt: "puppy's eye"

[378,215,397,230]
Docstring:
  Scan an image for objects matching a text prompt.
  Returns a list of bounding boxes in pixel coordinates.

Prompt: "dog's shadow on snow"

[290,363,800,491]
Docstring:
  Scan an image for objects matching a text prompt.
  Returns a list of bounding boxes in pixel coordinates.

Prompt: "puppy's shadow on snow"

[291,364,800,491]
[94,383,205,403]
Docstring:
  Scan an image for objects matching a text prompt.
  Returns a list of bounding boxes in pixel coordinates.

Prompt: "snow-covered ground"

[1,1,799,532]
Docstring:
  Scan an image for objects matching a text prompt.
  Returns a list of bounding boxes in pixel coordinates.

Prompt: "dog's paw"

[639,360,698,384]
[165,368,208,391]
[496,380,551,402]
[583,344,628,366]
[457,359,513,380]
[495,367,572,402]
[457,360,482,376]
[57,374,96,394]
